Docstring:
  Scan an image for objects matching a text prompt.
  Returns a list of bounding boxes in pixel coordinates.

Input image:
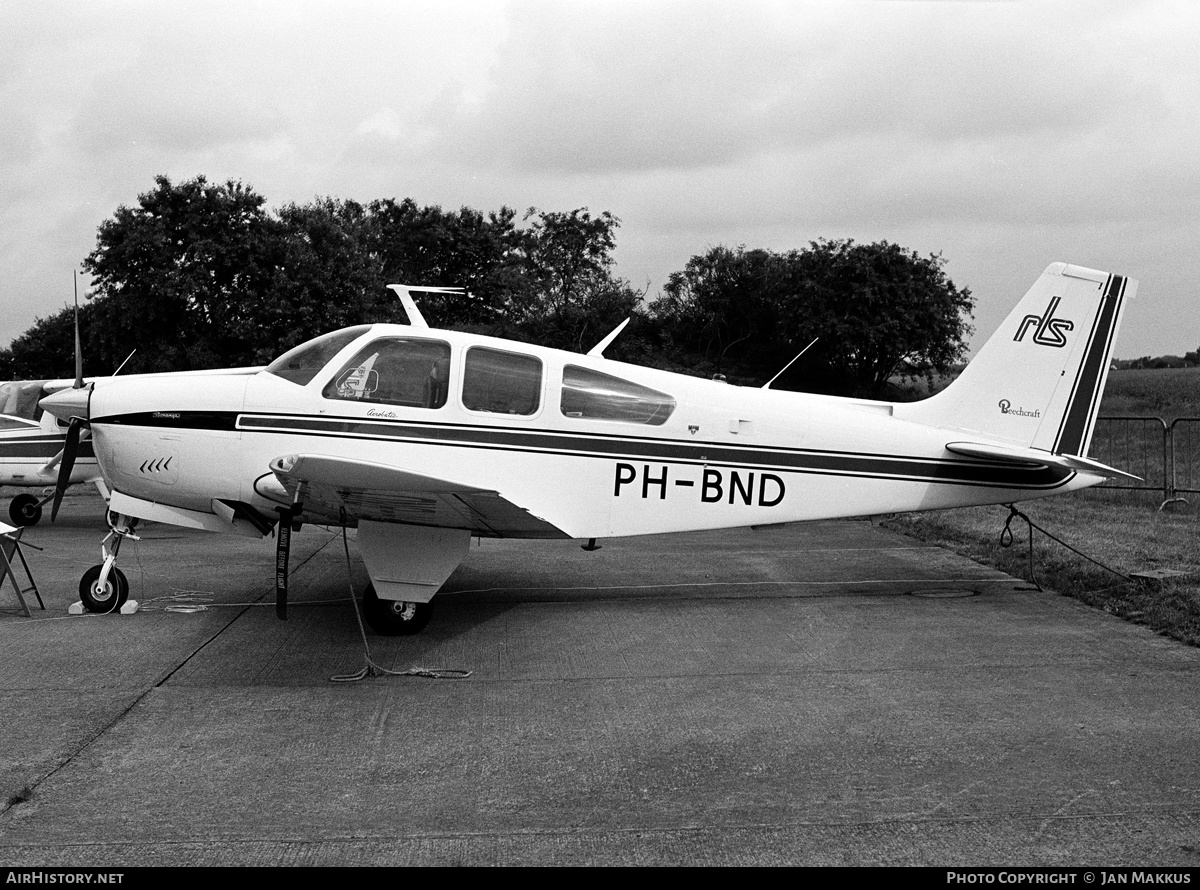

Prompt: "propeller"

[44,270,90,520]
[41,277,135,521]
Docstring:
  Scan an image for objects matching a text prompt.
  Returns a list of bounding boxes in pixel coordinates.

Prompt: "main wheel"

[362,583,434,636]
[79,565,129,614]
[9,494,42,527]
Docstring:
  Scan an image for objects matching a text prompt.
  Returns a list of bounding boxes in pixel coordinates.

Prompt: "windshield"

[265,326,372,385]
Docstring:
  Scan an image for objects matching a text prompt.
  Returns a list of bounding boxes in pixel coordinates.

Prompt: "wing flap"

[945,441,1141,482]
[269,453,569,539]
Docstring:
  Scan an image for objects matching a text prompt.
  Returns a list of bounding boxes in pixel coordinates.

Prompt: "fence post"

[1165,419,1174,501]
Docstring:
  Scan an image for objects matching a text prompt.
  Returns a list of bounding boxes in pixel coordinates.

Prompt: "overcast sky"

[2,0,1196,361]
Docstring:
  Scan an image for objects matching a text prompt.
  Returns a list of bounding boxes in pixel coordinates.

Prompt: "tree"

[362,198,527,329]
[0,300,101,380]
[82,174,286,371]
[783,240,974,395]
[652,245,785,379]
[4,176,650,375]
[507,208,646,354]
[652,240,974,397]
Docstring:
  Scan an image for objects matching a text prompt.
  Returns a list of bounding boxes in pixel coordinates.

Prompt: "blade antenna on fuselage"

[587,318,630,357]
[112,350,137,376]
[762,338,819,389]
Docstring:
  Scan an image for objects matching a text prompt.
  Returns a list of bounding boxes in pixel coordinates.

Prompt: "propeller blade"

[51,418,82,521]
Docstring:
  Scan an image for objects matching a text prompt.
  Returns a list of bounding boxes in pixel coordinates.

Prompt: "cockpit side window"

[462,347,542,416]
[265,326,373,386]
[0,381,49,423]
[561,365,676,425]
[322,338,452,409]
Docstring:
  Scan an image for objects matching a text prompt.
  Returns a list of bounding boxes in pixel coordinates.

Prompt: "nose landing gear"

[78,512,139,614]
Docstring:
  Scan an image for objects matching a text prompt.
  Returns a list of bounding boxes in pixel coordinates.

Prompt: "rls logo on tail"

[1014,295,1074,348]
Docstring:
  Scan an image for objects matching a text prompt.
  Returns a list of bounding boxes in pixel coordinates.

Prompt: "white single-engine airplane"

[41,265,1135,633]
[0,379,105,526]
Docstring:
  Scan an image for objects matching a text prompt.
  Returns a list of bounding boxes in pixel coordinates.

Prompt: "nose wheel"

[79,565,129,613]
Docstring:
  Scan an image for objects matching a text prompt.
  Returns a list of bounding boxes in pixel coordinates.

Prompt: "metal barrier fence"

[1088,416,1170,497]
[1085,416,1200,502]
[1171,418,1200,497]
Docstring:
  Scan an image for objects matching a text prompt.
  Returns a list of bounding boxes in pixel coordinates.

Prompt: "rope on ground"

[999,503,1135,592]
[328,513,472,683]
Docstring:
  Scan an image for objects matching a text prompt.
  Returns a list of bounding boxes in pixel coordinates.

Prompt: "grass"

[885,491,1200,647]
[882,367,1200,647]
[1101,367,1200,421]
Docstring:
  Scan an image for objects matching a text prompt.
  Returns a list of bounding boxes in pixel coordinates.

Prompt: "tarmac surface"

[1,491,1199,866]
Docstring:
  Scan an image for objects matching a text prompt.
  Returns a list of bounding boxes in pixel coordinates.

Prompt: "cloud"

[2,0,1200,358]
[419,0,1174,184]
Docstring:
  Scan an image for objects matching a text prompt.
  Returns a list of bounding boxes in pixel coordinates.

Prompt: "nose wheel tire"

[79,565,129,614]
[362,583,433,635]
[9,494,42,527]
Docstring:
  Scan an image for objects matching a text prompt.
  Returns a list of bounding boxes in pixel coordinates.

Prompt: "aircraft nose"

[39,386,91,423]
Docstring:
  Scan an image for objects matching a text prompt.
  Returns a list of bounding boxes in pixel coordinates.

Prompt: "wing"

[268,453,570,539]
[945,441,1141,482]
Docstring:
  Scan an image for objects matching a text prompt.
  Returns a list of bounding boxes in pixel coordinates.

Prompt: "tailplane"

[895,263,1135,458]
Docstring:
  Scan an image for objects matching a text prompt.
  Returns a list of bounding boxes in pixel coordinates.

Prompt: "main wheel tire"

[9,494,42,527]
[79,565,129,614]
[362,583,434,636]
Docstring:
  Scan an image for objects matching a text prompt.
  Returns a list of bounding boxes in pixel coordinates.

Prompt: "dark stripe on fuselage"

[0,437,95,459]
[92,410,1073,491]
[1053,275,1125,456]
[98,411,240,431]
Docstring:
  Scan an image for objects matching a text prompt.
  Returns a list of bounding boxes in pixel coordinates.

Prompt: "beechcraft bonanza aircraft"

[41,265,1136,633]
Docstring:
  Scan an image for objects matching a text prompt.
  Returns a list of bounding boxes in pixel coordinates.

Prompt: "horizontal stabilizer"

[946,441,1141,482]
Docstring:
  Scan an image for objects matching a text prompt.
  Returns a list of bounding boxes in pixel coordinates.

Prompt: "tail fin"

[896,263,1136,457]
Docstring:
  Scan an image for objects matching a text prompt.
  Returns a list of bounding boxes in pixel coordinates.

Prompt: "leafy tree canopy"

[0,176,646,376]
[0,177,972,401]
[652,239,974,397]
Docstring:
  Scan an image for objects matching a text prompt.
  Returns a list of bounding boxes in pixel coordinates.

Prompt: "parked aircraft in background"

[0,379,105,525]
[42,268,1136,632]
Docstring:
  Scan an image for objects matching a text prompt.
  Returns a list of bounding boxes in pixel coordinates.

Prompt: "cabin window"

[560,365,676,425]
[266,325,373,386]
[323,338,452,409]
[462,347,542,416]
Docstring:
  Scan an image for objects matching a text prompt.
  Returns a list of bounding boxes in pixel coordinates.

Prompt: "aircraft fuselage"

[84,326,1086,540]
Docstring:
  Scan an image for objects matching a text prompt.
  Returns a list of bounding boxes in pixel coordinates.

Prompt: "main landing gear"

[8,493,43,527]
[78,511,138,614]
[362,583,434,636]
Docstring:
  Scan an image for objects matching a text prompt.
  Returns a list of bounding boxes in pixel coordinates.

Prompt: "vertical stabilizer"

[895,263,1135,457]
